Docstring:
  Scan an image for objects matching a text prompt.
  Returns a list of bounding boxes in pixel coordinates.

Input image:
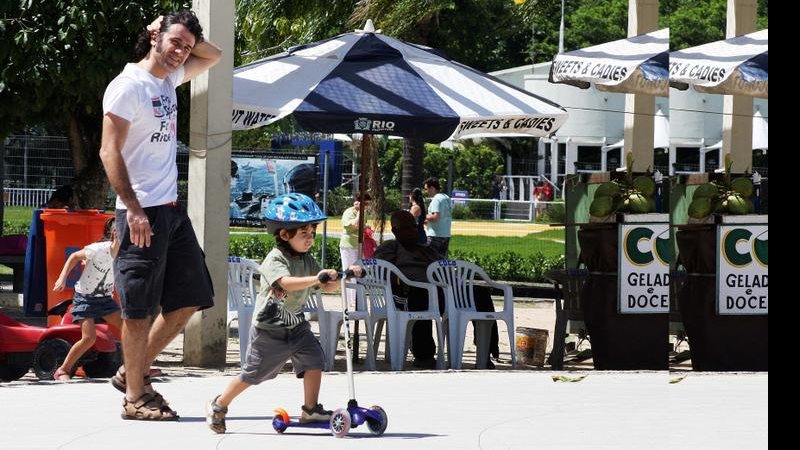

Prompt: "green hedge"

[230,234,563,283]
[449,250,565,283]
[230,234,342,270]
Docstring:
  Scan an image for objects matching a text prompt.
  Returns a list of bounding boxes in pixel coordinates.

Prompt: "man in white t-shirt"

[99,10,221,421]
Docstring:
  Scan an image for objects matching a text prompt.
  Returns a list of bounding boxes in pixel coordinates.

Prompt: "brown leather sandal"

[121,393,179,421]
[111,369,151,393]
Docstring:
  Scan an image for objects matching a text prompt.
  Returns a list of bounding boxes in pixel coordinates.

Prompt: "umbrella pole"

[351,134,372,361]
[321,149,329,267]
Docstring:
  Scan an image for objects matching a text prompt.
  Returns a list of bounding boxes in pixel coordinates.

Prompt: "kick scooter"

[272,269,388,438]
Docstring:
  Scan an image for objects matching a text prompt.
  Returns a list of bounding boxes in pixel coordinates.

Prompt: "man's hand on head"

[147,16,163,39]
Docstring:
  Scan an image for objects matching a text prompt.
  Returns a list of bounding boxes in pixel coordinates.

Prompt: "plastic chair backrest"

[227,256,260,362]
[545,268,588,315]
[303,289,325,320]
[426,259,480,312]
[359,259,392,314]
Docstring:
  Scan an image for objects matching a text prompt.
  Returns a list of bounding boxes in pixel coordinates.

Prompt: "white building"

[491,62,768,186]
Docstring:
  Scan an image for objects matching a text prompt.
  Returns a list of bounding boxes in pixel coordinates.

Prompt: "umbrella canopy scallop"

[670,29,768,98]
[549,28,669,96]
[232,28,568,143]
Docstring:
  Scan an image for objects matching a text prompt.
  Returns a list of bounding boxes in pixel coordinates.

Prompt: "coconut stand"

[558,165,669,370]
[670,166,768,371]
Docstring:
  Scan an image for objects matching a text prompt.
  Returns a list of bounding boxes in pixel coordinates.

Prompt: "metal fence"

[454,197,565,224]
[3,187,55,207]
[3,135,74,189]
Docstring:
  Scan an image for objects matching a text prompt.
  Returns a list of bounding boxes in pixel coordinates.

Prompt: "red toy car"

[0,300,121,381]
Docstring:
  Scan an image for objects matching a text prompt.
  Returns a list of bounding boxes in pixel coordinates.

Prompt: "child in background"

[363,225,378,258]
[206,193,363,434]
[52,217,121,380]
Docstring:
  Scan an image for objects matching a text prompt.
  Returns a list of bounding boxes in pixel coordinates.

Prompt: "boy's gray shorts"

[240,321,325,385]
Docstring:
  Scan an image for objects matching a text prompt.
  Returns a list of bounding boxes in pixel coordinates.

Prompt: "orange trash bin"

[40,209,114,326]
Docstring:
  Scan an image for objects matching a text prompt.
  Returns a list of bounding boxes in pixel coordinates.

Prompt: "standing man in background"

[100,10,222,421]
[424,177,452,259]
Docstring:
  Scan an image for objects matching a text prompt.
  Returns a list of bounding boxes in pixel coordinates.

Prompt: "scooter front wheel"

[366,405,388,436]
[330,408,351,438]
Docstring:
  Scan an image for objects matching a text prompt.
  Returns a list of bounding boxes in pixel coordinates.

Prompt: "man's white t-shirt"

[75,241,115,297]
[103,63,186,210]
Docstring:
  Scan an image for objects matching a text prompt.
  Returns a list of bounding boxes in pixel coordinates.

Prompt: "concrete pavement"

[1,371,767,449]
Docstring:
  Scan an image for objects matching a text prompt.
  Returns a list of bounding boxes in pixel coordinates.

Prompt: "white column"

[184,0,235,367]
[623,0,659,171]
[668,145,676,176]
[538,140,546,177]
[565,140,577,175]
[722,0,756,173]
[700,149,707,173]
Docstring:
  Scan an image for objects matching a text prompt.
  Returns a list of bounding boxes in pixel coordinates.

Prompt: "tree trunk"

[401,138,424,209]
[68,113,109,209]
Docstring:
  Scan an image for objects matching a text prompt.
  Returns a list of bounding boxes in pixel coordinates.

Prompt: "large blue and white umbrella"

[670,29,768,98]
[549,29,669,96]
[232,24,568,143]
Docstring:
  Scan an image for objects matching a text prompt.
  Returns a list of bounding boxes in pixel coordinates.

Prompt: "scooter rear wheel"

[330,408,351,438]
[272,408,290,433]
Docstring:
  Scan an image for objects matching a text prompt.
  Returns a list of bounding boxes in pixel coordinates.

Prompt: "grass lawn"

[450,233,564,259]
[2,206,35,224]
[5,207,565,260]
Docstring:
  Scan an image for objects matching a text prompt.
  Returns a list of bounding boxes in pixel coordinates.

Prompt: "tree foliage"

[2,0,769,209]
[235,0,358,66]
[351,0,529,72]
[518,0,768,62]
[1,0,188,207]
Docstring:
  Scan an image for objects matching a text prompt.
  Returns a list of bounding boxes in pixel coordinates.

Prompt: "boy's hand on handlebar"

[317,269,339,285]
[348,265,365,279]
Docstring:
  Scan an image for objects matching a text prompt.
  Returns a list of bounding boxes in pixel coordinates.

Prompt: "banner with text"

[717,225,768,315]
[618,223,671,314]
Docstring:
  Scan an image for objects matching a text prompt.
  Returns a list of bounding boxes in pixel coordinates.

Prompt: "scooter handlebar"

[318,269,364,283]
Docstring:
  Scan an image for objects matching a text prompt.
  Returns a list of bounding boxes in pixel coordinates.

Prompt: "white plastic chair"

[227,256,260,368]
[360,258,446,371]
[426,260,516,369]
[311,281,376,372]
[302,289,337,370]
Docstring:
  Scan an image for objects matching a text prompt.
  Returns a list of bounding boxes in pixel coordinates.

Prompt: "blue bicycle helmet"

[263,193,327,234]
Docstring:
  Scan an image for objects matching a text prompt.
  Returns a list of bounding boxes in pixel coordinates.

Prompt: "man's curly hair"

[134,10,204,61]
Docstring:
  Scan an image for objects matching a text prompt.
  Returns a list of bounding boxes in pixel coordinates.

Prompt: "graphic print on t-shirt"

[150,94,177,143]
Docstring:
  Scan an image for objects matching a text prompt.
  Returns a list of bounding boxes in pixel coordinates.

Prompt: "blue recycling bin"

[23,209,48,316]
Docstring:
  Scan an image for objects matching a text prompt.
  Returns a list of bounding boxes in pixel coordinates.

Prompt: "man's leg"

[408,287,436,363]
[144,306,198,370]
[122,318,152,401]
[429,237,445,260]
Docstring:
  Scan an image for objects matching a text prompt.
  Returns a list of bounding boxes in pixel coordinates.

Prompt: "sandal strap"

[122,393,177,420]
[112,370,152,393]
[115,369,152,384]
[210,396,228,413]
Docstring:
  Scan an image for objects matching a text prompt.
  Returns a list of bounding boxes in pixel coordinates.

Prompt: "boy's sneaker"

[300,403,333,423]
[206,396,228,434]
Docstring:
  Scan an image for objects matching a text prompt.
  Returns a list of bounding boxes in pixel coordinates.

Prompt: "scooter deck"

[271,405,387,437]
